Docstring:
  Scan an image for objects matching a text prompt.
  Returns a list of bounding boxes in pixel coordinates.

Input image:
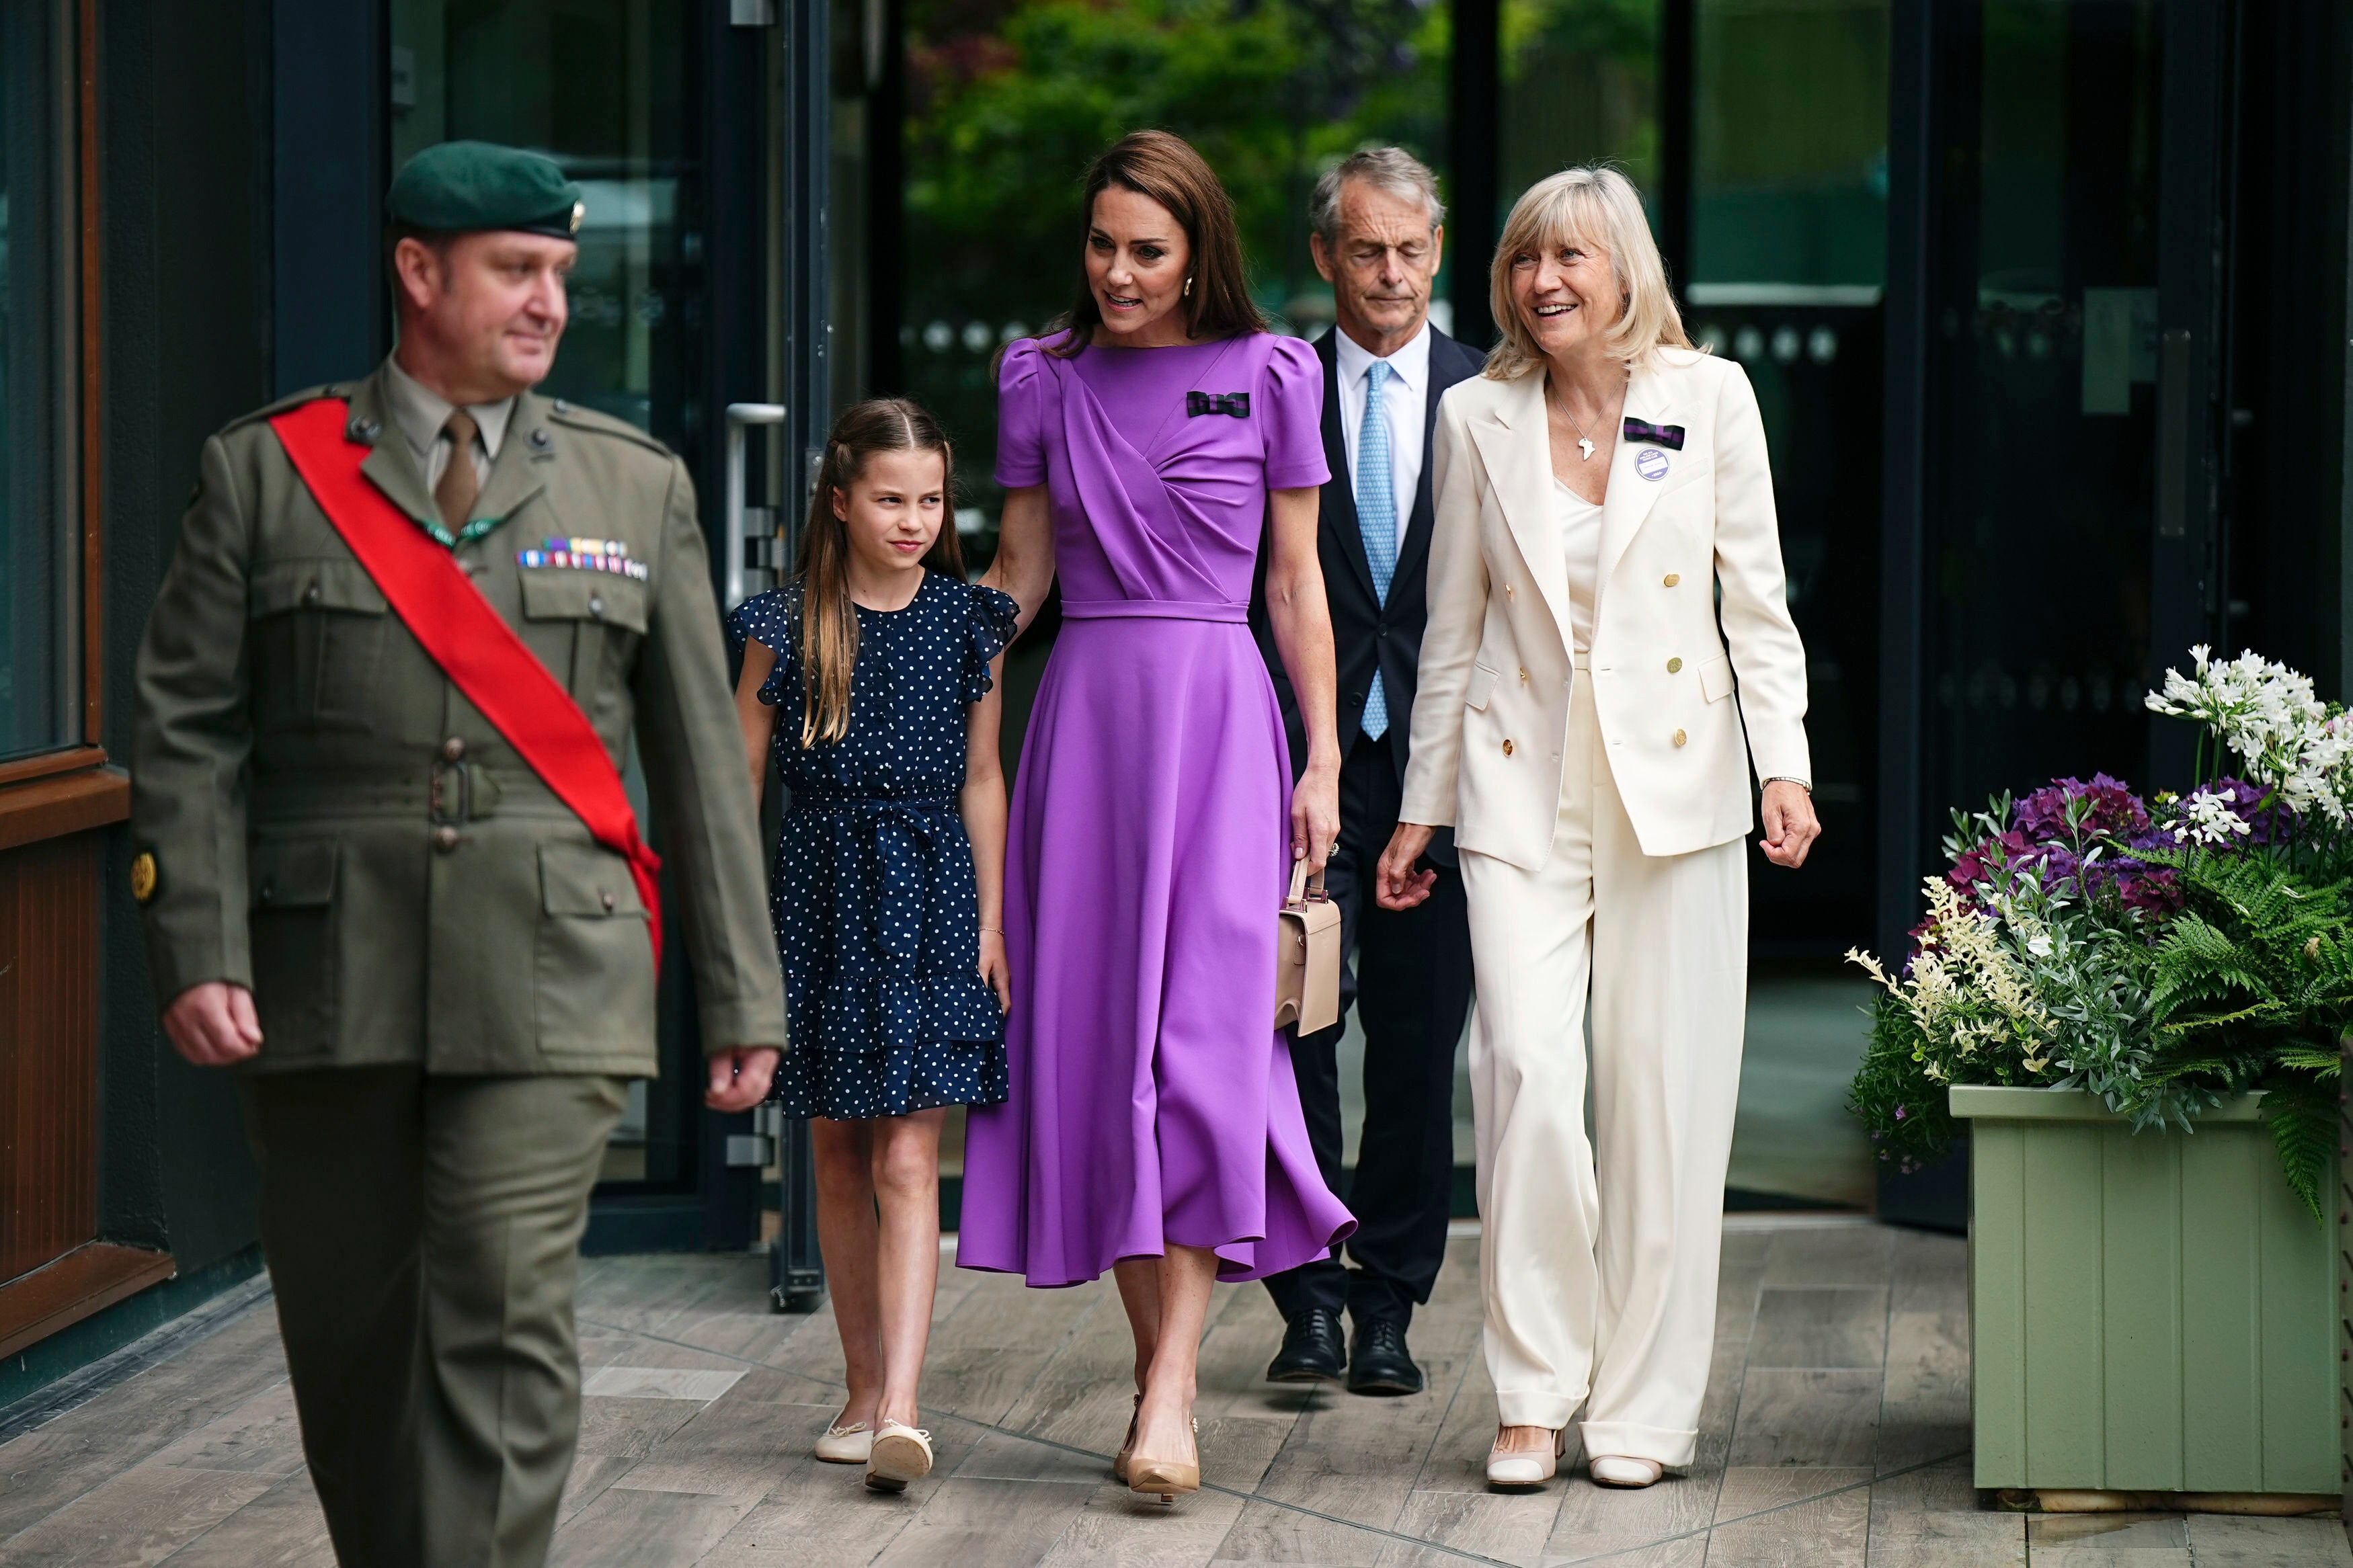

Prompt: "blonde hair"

[1484,165,1691,382]
[795,399,961,747]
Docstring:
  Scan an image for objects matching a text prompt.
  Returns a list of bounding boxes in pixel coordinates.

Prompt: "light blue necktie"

[1357,360,1398,739]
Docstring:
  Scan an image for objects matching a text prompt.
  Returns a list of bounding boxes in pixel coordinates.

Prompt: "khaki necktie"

[434,409,480,533]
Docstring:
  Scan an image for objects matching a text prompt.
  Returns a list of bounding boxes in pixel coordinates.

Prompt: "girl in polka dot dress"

[728,398,1018,1493]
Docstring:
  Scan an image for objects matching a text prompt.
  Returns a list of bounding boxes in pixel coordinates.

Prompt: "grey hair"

[1309,147,1446,243]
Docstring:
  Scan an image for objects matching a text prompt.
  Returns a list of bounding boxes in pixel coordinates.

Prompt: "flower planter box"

[1950,1085,2338,1496]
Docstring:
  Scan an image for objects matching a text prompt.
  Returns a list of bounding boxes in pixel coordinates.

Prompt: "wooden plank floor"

[2,1218,2346,1567]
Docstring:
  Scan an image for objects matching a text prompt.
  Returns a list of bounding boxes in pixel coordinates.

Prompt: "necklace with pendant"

[1556,388,1601,461]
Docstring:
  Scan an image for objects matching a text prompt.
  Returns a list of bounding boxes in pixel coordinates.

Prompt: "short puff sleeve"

[961,584,1022,702]
[994,337,1059,489]
[1260,335,1331,492]
[723,587,801,708]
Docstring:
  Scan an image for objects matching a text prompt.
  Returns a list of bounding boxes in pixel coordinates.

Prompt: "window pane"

[899,0,1452,551]
[389,0,704,454]
[0,3,67,764]
[1693,0,1888,291]
[1497,0,1657,220]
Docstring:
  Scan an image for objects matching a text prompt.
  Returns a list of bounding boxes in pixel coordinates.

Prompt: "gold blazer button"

[1663,573,1681,587]
[1502,739,1515,757]
[1672,729,1688,747]
[1518,667,1529,683]
[1667,657,1683,673]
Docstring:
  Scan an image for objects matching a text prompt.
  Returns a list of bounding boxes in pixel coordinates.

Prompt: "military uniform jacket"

[132,360,789,1076]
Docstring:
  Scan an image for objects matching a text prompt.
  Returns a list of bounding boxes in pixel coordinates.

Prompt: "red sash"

[270,397,664,966]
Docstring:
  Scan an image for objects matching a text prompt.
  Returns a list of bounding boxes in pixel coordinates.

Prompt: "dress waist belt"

[1059,599,1248,624]
[787,788,957,813]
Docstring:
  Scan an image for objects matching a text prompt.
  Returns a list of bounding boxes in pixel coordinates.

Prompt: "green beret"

[386,140,584,239]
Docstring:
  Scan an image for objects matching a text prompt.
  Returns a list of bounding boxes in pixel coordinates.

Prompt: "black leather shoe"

[1347,1318,1424,1396]
[1266,1307,1347,1383]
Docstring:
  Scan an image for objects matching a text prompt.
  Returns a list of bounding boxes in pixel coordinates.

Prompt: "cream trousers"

[1459,665,1747,1467]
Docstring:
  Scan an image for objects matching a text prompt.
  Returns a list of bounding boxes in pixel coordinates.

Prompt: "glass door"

[1915,0,2229,832]
[1881,0,2234,1227]
[387,0,793,1251]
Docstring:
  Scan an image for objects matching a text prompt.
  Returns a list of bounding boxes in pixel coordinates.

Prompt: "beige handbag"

[1274,860,1343,1035]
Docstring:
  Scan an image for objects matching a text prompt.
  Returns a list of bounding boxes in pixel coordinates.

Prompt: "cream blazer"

[1398,348,1810,867]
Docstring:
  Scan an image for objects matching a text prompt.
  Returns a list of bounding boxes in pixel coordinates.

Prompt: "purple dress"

[957,331,1357,1287]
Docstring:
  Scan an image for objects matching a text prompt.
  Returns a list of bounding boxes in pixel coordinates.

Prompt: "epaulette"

[217,382,354,436]
[544,398,676,459]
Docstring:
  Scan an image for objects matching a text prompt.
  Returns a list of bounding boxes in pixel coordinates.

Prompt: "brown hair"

[795,398,963,747]
[1047,130,1266,357]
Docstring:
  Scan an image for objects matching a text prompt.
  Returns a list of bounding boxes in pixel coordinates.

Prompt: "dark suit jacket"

[1251,323,1487,864]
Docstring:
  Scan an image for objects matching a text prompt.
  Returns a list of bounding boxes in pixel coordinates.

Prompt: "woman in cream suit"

[1375,167,1818,1491]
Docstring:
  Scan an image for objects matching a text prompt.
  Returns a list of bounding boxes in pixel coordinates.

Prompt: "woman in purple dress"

[962,130,1355,1500]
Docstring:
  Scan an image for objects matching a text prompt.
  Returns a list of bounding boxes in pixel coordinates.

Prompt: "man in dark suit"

[1250,148,1482,1395]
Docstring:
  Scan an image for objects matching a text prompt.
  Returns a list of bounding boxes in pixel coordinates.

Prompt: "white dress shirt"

[1333,320,1431,533]
[384,355,514,491]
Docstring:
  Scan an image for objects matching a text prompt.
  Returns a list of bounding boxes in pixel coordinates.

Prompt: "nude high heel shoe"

[1112,1394,1141,1483]
[1484,1426,1566,1489]
[1126,1417,1201,1504]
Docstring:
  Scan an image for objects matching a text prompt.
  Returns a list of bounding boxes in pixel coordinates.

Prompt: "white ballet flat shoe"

[1589,1454,1665,1488]
[814,1419,872,1464]
[865,1419,934,1492]
[1484,1426,1566,1489]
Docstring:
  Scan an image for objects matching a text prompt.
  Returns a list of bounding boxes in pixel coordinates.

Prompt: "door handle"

[724,403,788,610]
[2156,328,2191,540]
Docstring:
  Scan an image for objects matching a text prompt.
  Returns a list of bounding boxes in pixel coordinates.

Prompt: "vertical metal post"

[768,0,831,1313]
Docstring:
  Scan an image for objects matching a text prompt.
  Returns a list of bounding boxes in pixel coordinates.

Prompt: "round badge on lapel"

[1635,447,1671,483]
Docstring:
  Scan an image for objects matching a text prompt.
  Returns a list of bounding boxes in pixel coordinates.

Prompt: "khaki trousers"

[1458,669,1746,1467]
[241,1068,628,1568]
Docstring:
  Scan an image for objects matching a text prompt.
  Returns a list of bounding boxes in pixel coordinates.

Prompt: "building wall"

[94,0,277,1274]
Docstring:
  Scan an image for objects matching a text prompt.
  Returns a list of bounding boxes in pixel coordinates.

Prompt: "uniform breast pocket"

[520,571,651,705]
[247,837,340,1052]
[248,561,389,731]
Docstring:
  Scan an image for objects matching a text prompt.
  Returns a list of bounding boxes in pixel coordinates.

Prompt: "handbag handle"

[1286,859,1328,906]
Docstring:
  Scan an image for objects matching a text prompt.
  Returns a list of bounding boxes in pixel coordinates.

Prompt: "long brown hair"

[795,398,963,747]
[1047,130,1266,357]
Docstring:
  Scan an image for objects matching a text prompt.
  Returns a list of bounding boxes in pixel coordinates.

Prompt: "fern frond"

[2258,1083,2335,1224]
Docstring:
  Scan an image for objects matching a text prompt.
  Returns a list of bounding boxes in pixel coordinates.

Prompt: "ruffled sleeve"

[1260,334,1330,491]
[994,337,1056,489]
[961,583,1022,702]
[724,587,800,708]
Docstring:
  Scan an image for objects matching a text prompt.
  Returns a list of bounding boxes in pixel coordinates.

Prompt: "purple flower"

[1893,1104,1907,1122]
[2013,774,2151,845]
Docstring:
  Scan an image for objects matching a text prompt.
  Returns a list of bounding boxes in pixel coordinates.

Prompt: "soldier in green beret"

[131,140,788,1568]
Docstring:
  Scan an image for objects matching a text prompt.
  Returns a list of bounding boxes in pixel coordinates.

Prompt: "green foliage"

[2260,1079,2338,1223]
[1843,991,1956,1175]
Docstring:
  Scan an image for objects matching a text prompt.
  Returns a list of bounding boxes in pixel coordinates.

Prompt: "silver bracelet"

[1765,776,1812,794]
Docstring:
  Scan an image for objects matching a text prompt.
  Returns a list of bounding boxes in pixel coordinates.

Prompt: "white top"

[1332,320,1431,530]
[385,356,514,492]
[1553,477,1603,655]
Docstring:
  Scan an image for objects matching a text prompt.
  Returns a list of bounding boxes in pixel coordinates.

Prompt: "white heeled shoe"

[814,1419,872,1464]
[865,1419,934,1492]
[1485,1426,1566,1489]
[1589,1454,1664,1488]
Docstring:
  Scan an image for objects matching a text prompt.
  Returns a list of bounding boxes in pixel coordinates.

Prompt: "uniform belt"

[1572,651,1591,669]
[251,764,575,823]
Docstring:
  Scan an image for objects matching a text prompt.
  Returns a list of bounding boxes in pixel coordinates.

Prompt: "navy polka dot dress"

[727,572,1018,1120]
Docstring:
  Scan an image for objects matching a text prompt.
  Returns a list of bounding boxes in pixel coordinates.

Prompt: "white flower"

[2180,788,2255,846]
